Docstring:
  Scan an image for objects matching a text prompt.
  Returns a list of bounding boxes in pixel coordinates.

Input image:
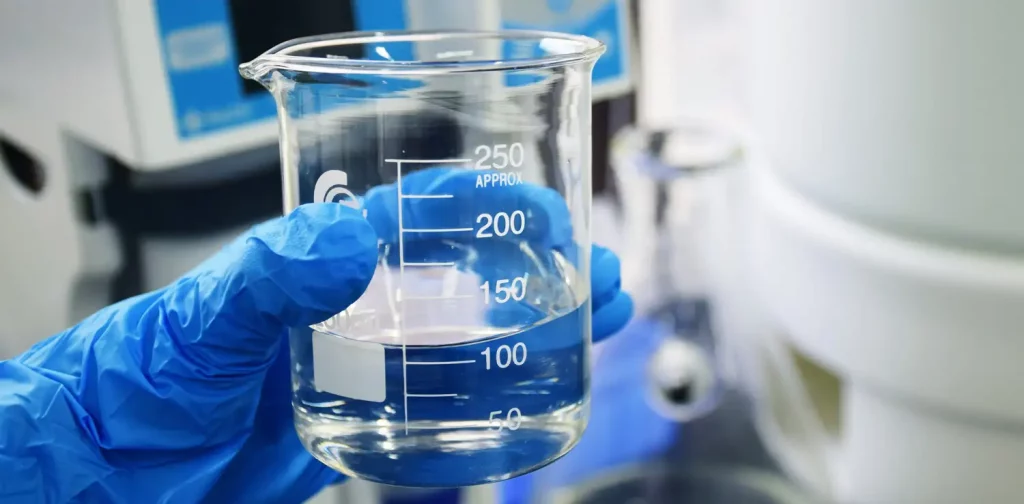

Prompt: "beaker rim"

[239,29,606,79]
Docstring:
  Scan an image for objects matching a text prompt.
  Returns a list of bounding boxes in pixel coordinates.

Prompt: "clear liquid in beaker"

[291,243,589,487]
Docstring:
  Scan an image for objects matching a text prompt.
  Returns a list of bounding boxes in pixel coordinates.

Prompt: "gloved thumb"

[160,203,379,374]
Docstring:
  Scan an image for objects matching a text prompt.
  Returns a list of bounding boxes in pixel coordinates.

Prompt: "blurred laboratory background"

[2,0,1023,503]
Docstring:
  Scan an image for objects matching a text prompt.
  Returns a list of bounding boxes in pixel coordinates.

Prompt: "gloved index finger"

[361,166,574,251]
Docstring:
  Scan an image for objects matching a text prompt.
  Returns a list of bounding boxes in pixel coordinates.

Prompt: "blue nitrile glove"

[0,204,632,500]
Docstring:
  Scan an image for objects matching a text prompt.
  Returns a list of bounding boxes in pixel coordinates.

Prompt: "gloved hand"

[0,202,632,502]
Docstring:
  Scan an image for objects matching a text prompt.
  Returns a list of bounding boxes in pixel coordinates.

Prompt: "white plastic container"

[747,160,1024,504]
[746,0,1024,252]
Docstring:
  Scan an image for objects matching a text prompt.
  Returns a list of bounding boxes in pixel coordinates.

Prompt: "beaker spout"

[238,58,276,90]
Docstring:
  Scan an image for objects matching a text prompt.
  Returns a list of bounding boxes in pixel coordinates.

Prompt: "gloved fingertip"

[592,243,619,270]
[534,186,574,248]
[591,245,622,309]
[593,292,634,344]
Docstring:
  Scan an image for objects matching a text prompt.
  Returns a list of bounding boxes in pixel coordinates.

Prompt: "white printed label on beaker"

[312,330,386,403]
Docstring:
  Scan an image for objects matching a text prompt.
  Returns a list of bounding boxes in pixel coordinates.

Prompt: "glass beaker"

[240,30,603,488]
[610,122,744,422]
